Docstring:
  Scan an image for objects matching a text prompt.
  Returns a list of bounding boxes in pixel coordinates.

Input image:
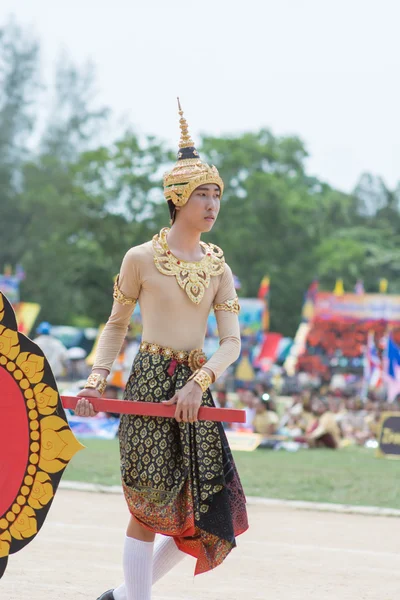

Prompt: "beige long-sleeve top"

[93,231,241,381]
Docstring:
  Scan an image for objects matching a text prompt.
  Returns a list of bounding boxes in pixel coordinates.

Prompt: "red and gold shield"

[0,292,84,578]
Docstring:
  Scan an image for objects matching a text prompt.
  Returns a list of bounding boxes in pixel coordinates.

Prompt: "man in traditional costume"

[75,101,248,600]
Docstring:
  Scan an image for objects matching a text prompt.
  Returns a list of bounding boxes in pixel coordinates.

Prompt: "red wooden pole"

[61,396,246,424]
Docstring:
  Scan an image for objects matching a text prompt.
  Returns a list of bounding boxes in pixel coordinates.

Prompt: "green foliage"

[2,19,400,335]
[0,19,40,269]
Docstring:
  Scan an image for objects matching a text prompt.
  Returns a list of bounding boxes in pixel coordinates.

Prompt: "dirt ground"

[2,489,399,600]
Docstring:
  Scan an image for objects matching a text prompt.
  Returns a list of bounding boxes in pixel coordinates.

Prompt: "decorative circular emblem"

[188,349,207,372]
[0,292,83,579]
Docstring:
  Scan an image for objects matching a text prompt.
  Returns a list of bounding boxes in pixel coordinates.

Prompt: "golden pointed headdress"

[163,99,224,207]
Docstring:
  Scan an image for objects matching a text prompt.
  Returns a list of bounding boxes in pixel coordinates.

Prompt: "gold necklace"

[152,227,225,304]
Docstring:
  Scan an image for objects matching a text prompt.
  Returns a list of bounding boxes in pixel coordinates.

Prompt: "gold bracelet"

[192,369,212,394]
[85,373,107,395]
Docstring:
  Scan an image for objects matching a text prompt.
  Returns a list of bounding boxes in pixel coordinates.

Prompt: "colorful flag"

[333,278,344,295]
[232,273,241,290]
[385,334,400,402]
[363,331,382,390]
[354,280,364,295]
[15,264,26,281]
[306,279,319,301]
[379,278,388,293]
[0,275,20,304]
[257,276,270,331]
[302,279,318,322]
[254,332,283,372]
[257,276,270,300]
[235,353,255,382]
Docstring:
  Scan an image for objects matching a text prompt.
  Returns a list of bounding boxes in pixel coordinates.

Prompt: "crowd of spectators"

[36,323,396,449]
[214,383,396,450]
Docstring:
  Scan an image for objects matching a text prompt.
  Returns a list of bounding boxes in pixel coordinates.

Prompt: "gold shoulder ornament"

[152,228,225,304]
[113,277,138,307]
[214,297,241,315]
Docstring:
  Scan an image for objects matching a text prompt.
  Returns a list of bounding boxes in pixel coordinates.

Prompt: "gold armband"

[213,296,240,315]
[113,276,137,306]
[85,372,107,395]
[190,369,212,394]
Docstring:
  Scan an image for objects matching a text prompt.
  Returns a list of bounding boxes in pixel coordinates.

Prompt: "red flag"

[306,279,319,301]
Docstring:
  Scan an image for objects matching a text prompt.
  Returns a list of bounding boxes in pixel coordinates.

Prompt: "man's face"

[217,392,227,407]
[243,390,257,408]
[177,184,221,231]
[311,398,326,416]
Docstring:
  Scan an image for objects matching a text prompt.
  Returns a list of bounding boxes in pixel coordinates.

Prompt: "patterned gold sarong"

[119,345,248,575]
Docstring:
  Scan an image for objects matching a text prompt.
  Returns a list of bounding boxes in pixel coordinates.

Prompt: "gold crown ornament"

[163,98,224,207]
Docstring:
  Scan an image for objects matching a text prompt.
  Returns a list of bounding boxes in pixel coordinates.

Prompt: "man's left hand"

[162,380,203,423]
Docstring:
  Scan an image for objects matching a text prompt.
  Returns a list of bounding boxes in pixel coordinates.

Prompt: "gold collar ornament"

[163,99,224,207]
[152,227,225,304]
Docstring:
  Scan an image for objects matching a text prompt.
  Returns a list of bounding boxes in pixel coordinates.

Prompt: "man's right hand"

[75,388,101,417]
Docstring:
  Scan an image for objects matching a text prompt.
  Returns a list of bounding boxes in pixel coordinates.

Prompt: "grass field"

[64,439,400,508]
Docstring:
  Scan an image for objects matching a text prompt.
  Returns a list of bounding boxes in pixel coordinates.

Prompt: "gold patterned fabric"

[214,297,241,315]
[152,227,225,304]
[119,348,248,575]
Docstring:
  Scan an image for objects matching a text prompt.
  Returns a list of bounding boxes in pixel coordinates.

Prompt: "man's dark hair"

[168,200,176,224]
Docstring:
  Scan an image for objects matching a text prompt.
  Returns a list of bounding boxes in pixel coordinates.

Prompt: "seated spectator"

[214,389,233,430]
[103,384,122,419]
[236,388,258,432]
[363,402,382,442]
[337,396,367,442]
[284,411,305,438]
[305,397,342,449]
[215,390,231,409]
[326,392,341,415]
[254,381,274,401]
[300,394,314,433]
[253,399,279,435]
[33,321,68,380]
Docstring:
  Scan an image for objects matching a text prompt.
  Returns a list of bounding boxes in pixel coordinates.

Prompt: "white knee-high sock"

[152,535,186,583]
[113,536,185,600]
[122,536,154,600]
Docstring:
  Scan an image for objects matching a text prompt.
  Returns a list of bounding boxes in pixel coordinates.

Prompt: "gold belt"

[139,341,207,372]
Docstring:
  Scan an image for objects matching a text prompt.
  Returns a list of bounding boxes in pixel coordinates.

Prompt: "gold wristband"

[85,373,107,395]
[192,369,212,394]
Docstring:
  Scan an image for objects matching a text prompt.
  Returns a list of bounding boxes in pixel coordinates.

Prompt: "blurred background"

[1,1,400,505]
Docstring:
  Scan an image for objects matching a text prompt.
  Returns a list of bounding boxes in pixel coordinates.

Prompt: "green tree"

[18,132,171,325]
[3,18,400,338]
[0,19,40,269]
[200,131,361,335]
[41,57,109,161]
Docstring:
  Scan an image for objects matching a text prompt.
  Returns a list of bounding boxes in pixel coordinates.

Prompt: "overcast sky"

[1,0,399,193]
